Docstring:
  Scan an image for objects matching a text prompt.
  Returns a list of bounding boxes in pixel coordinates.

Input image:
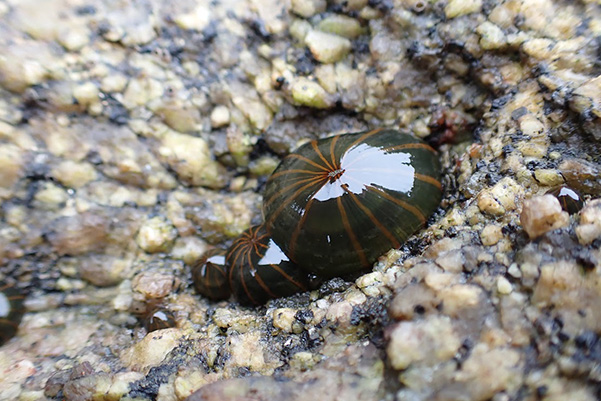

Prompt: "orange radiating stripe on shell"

[264,174,326,210]
[285,153,331,172]
[415,173,442,190]
[269,264,307,290]
[252,270,277,299]
[336,196,369,267]
[367,185,426,224]
[342,186,401,249]
[311,141,335,171]
[383,142,437,153]
[328,134,340,170]
[265,176,328,225]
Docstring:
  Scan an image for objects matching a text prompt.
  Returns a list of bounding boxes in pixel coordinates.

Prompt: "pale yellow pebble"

[72,82,99,106]
[496,276,513,295]
[445,0,482,18]
[291,0,326,18]
[507,263,522,278]
[173,5,211,31]
[304,30,351,64]
[101,74,128,93]
[210,105,231,128]
[135,216,177,253]
[534,169,564,187]
[290,78,334,109]
[477,21,506,50]
[272,308,297,333]
[480,224,503,246]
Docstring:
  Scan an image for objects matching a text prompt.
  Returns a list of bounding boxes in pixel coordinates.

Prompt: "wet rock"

[0,40,52,93]
[559,159,601,195]
[47,212,109,256]
[77,254,131,287]
[515,115,549,158]
[122,77,163,109]
[57,26,91,51]
[2,1,601,400]
[389,284,438,320]
[63,368,112,401]
[187,344,383,401]
[532,260,601,332]
[227,332,274,373]
[453,344,522,400]
[570,75,601,139]
[496,276,513,295]
[477,177,524,217]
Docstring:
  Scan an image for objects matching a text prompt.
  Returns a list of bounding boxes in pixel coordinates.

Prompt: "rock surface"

[0,1,600,401]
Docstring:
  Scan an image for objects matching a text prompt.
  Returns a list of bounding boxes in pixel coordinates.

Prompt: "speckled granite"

[1,0,601,400]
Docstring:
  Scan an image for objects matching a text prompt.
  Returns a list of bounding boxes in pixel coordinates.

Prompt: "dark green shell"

[263,129,442,278]
[226,224,312,305]
[0,283,25,345]
[192,249,231,301]
[547,185,584,215]
[144,308,176,332]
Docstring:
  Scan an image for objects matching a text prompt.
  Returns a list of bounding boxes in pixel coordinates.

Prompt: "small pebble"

[210,105,231,128]
[136,216,177,253]
[73,82,99,107]
[272,308,297,333]
[290,78,334,108]
[132,271,175,298]
[497,276,513,295]
[520,195,569,239]
[304,30,351,64]
[476,21,506,50]
[445,0,482,18]
[317,15,364,39]
[121,328,183,370]
[575,200,601,245]
[480,224,503,246]
[534,169,565,187]
[290,0,326,18]
[387,316,461,370]
[507,263,522,278]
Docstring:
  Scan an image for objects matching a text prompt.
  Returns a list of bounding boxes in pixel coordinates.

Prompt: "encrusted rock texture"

[1,0,601,400]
